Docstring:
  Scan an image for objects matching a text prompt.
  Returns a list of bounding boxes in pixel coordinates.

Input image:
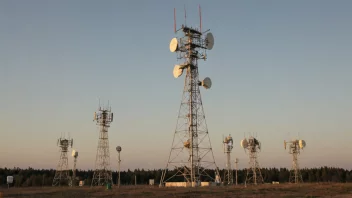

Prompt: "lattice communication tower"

[223,134,234,185]
[284,139,306,184]
[160,6,220,187]
[91,104,114,186]
[53,137,73,186]
[241,136,264,186]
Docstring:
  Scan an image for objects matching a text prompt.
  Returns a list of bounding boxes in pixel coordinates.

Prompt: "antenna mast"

[284,139,306,184]
[116,146,122,188]
[223,134,234,185]
[235,158,239,185]
[160,6,219,187]
[241,136,264,186]
[91,102,114,186]
[53,137,73,186]
[70,150,79,187]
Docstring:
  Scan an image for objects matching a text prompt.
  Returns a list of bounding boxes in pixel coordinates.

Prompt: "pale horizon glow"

[0,0,352,171]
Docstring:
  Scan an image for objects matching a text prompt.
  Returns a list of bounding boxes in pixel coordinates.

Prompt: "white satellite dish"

[205,32,214,50]
[169,38,179,52]
[299,140,306,149]
[201,77,212,89]
[241,139,248,148]
[72,150,78,157]
[173,65,184,78]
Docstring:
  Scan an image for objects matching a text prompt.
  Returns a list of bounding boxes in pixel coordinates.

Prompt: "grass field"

[1,183,352,198]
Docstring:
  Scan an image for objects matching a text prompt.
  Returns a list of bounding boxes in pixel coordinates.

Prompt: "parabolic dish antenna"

[299,140,306,149]
[169,38,179,52]
[205,32,214,50]
[241,139,248,148]
[202,77,212,89]
[173,65,183,78]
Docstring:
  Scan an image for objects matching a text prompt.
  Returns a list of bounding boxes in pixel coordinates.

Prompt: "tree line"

[0,166,351,187]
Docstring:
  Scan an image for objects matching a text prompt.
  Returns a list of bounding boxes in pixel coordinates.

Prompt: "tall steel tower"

[241,136,264,186]
[91,104,114,186]
[160,6,220,187]
[223,135,234,185]
[53,137,73,186]
[284,139,306,184]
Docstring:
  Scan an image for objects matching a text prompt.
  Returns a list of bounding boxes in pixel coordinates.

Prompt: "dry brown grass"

[1,183,352,198]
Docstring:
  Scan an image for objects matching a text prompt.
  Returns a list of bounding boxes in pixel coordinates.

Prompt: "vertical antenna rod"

[199,5,202,32]
[174,8,176,33]
[184,5,187,26]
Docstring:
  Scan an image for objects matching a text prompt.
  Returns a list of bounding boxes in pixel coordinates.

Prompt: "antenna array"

[160,6,220,187]
[52,136,73,186]
[241,136,264,186]
[91,103,114,186]
[284,139,306,184]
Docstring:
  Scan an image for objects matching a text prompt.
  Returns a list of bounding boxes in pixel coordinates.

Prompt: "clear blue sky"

[1,0,351,171]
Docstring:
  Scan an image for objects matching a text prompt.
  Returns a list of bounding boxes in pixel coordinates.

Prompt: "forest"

[0,167,351,187]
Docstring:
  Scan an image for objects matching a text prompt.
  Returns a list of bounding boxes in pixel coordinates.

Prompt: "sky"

[0,0,351,171]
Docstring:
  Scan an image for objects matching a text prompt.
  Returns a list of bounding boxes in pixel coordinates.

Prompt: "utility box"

[149,179,155,185]
[7,176,13,184]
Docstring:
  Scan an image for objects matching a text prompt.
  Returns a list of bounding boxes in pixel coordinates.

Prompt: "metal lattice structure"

[160,6,220,187]
[53,137,73,186]
[223,135,234,185]
[91,105,114,186]
[284,139,306,184]
[241,136,264,186]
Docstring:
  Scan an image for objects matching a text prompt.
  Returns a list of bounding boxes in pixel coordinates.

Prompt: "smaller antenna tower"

[91,102,114,186]
[284,139,306,184]
[223,134,234,185]
[53,136,73,186]
[116,146,122,188]
[70,150,78,187]
[241,136,264,186]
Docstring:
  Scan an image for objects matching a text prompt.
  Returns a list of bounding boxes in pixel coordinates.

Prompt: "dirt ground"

[1,183,352,198]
